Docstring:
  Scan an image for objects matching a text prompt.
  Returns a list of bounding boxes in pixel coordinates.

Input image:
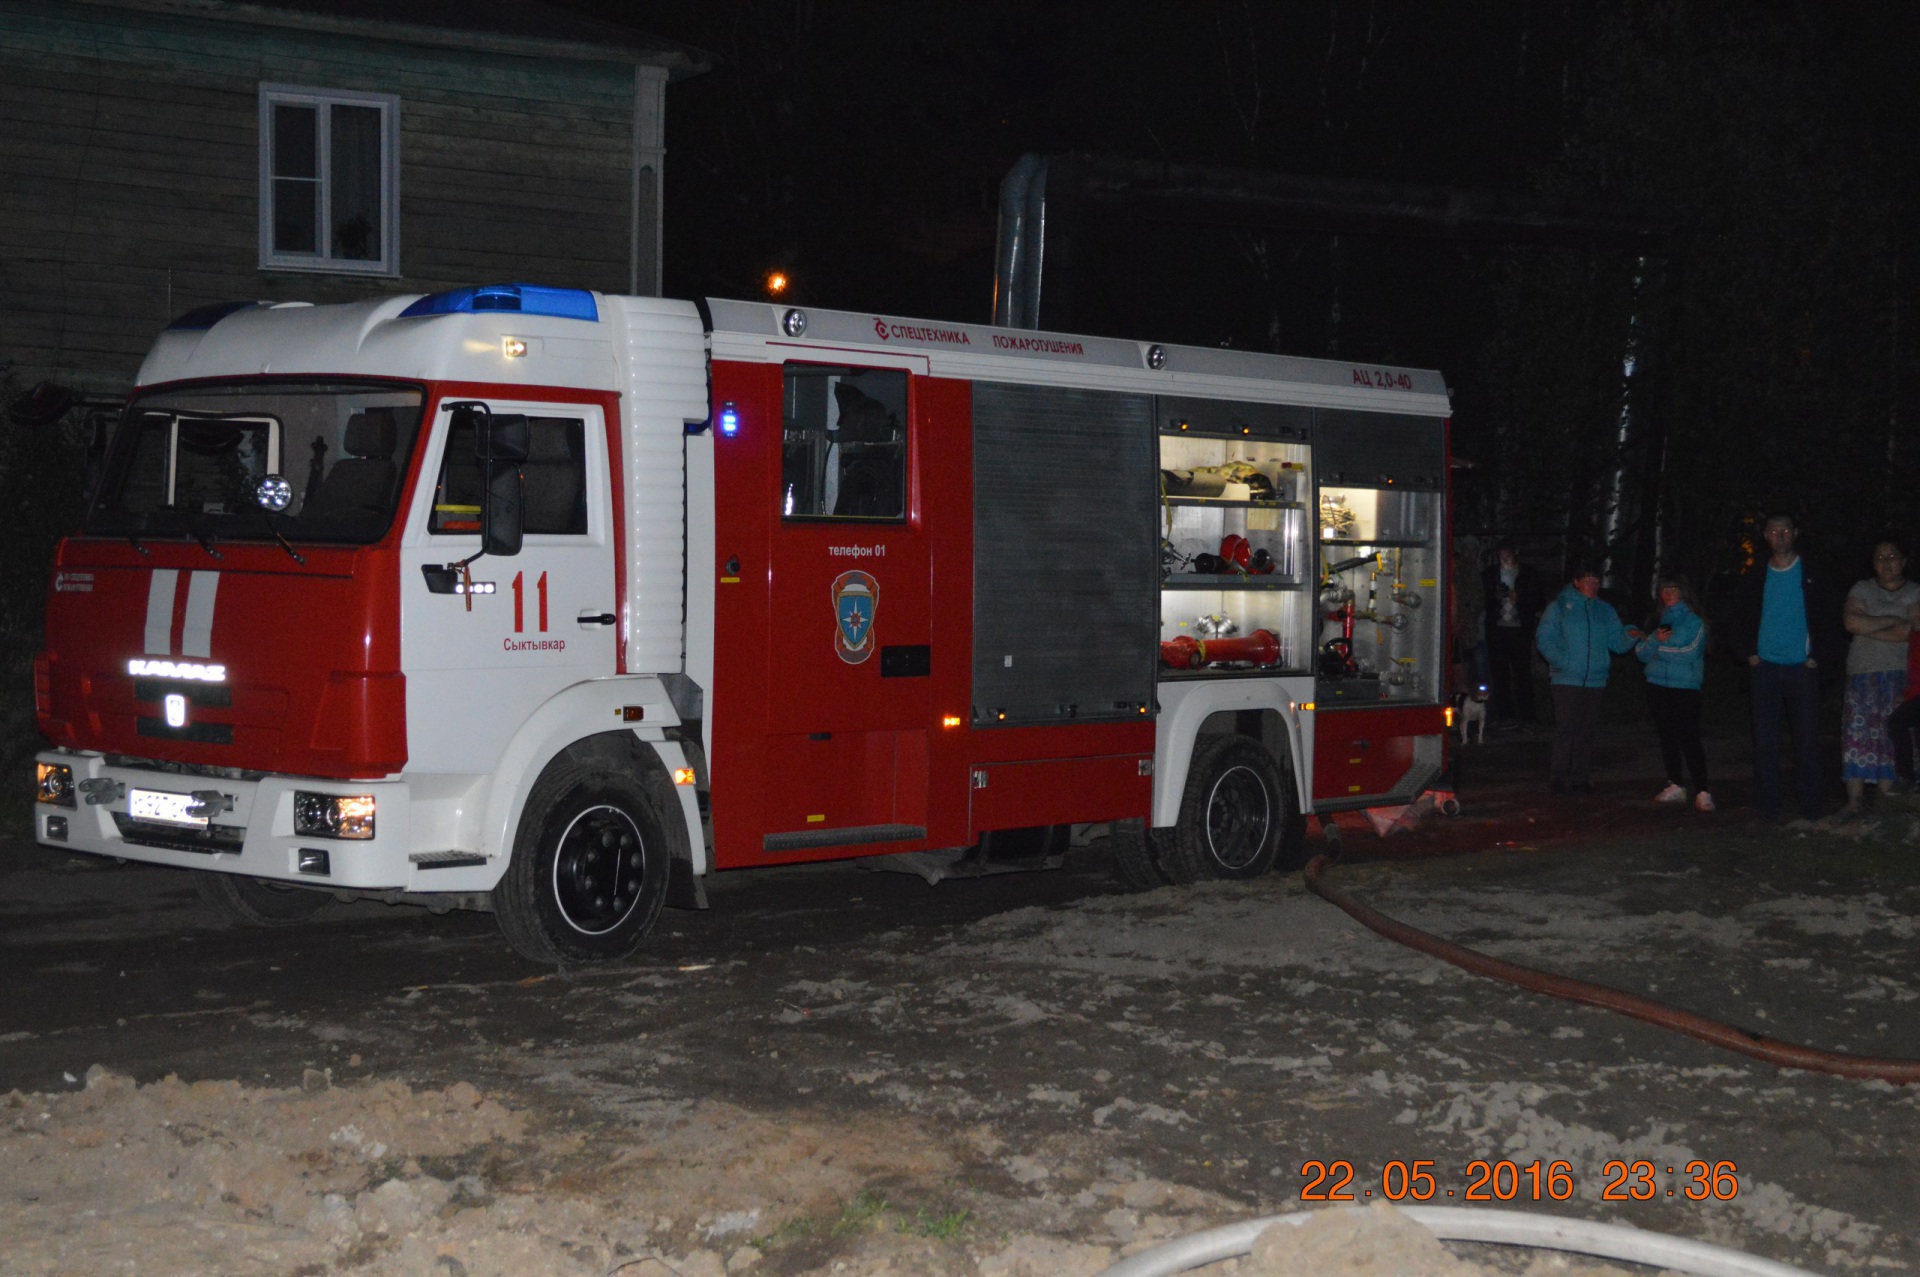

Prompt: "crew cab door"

[709,361,932,863]
[400,396,618,775]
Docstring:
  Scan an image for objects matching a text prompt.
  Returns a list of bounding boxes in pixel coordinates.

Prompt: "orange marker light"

[765,270,789,296]
[941,715,962,728]
[672,768,696,786]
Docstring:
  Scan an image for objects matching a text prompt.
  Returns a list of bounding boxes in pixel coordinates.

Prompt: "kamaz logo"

[126,658,227,682]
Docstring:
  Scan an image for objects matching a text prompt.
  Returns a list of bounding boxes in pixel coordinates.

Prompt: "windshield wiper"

[193,527,224,560]
[251,506,305,565]
[264,522,304,565]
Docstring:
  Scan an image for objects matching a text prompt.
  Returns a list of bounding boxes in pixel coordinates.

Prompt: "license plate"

[127,788,207,828]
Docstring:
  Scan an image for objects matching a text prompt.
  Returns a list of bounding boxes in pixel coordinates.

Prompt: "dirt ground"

[2,721,1917,1276]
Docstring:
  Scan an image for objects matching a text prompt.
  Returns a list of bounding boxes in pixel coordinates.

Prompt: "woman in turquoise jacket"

[1635,576,1712,811]
[1535,565,1638,792]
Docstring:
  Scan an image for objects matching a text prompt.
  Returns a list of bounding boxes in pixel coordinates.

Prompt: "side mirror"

[476,413,528,557]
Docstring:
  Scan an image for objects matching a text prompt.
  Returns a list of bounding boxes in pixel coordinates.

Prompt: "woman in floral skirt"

[1839,539,1920,818]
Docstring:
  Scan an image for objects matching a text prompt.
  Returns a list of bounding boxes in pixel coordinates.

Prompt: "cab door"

[399,396,617,775]
[758,363,931,854]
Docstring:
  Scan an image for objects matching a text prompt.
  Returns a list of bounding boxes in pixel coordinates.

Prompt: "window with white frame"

[259,84,399,274]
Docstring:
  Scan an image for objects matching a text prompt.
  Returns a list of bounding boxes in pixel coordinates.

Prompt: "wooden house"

[0,0,708,396]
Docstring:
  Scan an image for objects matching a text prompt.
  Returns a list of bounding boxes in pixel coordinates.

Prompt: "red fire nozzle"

[1159,629,1282,670]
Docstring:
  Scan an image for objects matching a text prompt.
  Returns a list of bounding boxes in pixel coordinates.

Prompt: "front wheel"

[1160,735,1290,883]
[494,768,670,965]
[195,872,329,926]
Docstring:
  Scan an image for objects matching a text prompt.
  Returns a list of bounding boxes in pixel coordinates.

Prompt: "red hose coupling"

[1159,629,1281,669]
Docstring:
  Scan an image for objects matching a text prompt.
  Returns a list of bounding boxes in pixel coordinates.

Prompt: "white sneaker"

[1654,783,1687,804]
[1694,791,1715,813]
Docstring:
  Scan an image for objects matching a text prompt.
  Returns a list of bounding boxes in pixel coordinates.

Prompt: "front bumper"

[33,749,420,889]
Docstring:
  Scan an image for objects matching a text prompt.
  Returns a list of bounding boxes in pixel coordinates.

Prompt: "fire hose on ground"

[1302,854,1920,1084]
[1096,855,1908,1277]
[1098,1205,1818,1276]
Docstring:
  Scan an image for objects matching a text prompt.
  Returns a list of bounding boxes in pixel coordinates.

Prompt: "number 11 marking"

[510,571,550,633]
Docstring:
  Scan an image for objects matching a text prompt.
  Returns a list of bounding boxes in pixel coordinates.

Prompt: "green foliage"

[755,1188,971,1253]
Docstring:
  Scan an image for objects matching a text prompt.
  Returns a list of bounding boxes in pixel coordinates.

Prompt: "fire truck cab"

[33,286,1451,963]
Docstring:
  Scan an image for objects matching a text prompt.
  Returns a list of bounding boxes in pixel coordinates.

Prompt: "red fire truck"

[33,286,1451,963]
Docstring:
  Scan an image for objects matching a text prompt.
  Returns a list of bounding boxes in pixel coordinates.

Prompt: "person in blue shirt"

[1726,513,1846,827]
[1636,575,1712,812]
[1535,564,1639,793]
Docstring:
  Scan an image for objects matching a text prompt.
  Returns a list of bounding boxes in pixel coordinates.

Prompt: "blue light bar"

[400,284,599,322]
[718,402,740,436]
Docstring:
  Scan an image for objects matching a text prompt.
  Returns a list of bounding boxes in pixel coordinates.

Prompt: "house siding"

[1,0,647,393]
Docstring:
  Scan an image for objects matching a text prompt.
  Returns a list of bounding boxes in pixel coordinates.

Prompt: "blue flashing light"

[399,283,599,322]
[718,402,740,437]
[167,301,265,331]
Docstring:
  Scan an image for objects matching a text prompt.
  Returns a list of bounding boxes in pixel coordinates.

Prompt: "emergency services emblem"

[830,570,879,664]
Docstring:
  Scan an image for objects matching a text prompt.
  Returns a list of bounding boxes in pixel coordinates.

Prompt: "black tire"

[1107,817,1167,890]
[195,872,329,926]
[494,767,669,965]
[1160,735,1289,883]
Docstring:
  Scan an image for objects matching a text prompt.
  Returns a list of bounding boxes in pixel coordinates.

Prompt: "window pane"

[781,367,907,520]
[431,416,588,536]
[272,177,318,254]
[522,418,587,534]
[429,418,483,534]
[272,104,316,178]
[172,417,276,514]
[330,103,383,261]
[93,384,425,546]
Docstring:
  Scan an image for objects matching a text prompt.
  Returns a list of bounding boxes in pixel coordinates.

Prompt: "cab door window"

[780,365,908,521]
[429,414,588,535]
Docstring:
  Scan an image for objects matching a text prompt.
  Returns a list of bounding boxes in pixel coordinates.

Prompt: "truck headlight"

[293,792,376,840]
[36,762,75,808]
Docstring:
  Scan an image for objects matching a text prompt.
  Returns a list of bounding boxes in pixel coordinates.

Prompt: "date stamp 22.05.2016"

[1299,1159,1741,1204]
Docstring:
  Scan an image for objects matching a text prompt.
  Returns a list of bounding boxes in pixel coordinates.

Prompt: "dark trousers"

[1550,685,1605,789]
[1888,697,1920,781]
[1487,625,1536,721]
[1750,660,1822,821]
[1645,683,1709,793]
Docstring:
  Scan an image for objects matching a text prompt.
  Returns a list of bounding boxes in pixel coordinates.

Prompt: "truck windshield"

[87,381,426,545]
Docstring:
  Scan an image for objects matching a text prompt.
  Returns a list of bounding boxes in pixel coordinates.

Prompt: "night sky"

[574,0,1920,589]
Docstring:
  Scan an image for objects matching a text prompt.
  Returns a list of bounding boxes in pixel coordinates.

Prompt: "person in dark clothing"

[1724,513,1848,826]
[1482,543,1545,726]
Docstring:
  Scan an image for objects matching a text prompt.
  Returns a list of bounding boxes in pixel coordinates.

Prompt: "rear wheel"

[494,768,669,965]
[1160,735,1289,883]
[195,872,329,926]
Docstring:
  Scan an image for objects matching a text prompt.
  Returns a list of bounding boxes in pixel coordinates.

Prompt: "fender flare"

[476,676,703,877]
[1152,677,1312,827]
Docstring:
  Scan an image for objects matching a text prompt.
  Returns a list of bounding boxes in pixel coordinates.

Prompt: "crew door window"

[781,365,908,521]
[430,415,589,535]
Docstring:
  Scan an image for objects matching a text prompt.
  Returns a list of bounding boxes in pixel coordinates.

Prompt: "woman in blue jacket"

[1636,575,1712,812]
[1535,564,1638,792]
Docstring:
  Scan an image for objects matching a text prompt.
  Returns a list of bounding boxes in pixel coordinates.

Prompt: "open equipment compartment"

[1156,398,1313,679]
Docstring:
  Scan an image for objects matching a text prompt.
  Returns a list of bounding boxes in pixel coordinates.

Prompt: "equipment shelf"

[1319,537,1430,549]
[1162,574,1305,590]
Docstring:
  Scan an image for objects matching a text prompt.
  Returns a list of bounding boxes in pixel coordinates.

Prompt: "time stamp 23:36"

[1300,1159,1741,1203]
